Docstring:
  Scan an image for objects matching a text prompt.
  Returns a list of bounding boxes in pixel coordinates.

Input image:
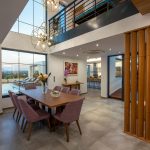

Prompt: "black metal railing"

[48,0,123,39]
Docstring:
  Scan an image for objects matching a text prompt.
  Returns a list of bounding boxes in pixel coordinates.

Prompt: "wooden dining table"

[20,88,84,109]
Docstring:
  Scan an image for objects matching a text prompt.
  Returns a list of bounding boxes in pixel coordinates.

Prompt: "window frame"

[2,48,47,98]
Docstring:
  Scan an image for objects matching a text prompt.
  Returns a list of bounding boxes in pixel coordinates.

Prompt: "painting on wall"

[64,62,78,75]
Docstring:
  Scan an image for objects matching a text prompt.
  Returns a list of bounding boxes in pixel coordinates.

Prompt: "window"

[11,0,45,35]
[2,49,47,97]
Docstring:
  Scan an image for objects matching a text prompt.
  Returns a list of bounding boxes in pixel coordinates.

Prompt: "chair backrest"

[61,87,70,93]
[53,86,62,91]
[60,98,84,123]
[70,89,80,95]
[12,93,22,113]
[8,90,17,108]
[18,98,38,122]
[24,83,36,90]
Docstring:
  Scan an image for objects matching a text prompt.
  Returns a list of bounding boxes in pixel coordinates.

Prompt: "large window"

[2,49,47,96]
[11,0,45,35]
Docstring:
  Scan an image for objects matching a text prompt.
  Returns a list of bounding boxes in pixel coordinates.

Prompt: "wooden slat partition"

[137,29,145,137]
[145,27,150,140]
[131,31,137,135]
[124,27,150,142]
[124,33,131,132]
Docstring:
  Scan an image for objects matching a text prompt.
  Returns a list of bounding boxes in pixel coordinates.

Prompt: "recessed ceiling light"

[62,52,66,55]
[109,48,112,51]
[96,44,99,47]
[118,51,121,54]
[77,54,79,57]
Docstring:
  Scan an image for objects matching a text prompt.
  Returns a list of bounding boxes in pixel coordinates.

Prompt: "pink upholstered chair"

[53,86,62,91]
[61,87,70,93]
[11,93,23,124]
[18,98,50,140]
[70,89,80,95]
[24,83,36,104]
[54,98,84,142]
[8,90,17,119]
[24,83,36,90]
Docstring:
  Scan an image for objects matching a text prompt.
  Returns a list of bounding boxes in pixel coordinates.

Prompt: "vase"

[41,82,47,94]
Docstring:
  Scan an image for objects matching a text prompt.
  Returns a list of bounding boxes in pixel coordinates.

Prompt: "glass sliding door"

[2,49,47,97]
[108,54,124,100]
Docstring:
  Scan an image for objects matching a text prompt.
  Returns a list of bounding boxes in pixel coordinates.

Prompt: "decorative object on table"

[64,62,78,75]
[50,90,60,97]
[64,67,69,83]
[38,73,51,94]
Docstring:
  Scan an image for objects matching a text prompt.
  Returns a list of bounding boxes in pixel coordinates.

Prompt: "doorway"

[108,54,124,100]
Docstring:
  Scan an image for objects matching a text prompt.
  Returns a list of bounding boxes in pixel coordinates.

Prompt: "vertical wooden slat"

[137,29,146,137]
[124,33,131,132]
[145,27,150,140]
[131,31,137,134]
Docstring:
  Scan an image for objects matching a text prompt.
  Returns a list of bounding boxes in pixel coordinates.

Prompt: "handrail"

[48,0,123,39]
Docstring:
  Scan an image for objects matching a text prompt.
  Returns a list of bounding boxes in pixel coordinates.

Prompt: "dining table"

[20,87,84,111]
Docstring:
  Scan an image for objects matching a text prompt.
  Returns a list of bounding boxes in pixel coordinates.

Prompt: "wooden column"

[124,33,131,132]
[137,29,146,137]
[131,31,137,134]
[145,27,150,140]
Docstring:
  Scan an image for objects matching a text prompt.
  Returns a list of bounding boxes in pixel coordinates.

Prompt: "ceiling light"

[118,51,121,54]
[109,48,112,51]
[96,44,99,47]
[87,57,101,62]
[62,52,66,55]
[77,54,79,57]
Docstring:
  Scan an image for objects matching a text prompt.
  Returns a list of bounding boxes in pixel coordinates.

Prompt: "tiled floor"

[0,89,150,150]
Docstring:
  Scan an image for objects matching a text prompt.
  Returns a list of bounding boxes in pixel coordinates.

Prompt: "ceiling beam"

[131,0,150,15]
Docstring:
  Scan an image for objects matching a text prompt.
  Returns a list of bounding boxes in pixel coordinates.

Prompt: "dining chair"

[11,93,23,124]
[8,90,17,119]
[54,98,84,142]
[18,98,51,140]
[24,83,37,104]
[70,89,80,95]
[24,83,36,90]
[61,87,70,93]
[53,86,62,91]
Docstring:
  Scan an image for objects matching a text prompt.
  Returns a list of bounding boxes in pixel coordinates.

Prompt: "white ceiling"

[0,0,28,43]
[53,34,124,59]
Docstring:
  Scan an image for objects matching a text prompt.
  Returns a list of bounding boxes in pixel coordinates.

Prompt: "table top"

[20,88,84,108]
[62,82,83,86]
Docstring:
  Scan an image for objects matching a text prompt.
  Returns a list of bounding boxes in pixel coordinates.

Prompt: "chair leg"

[16,111,19,122]
[17,113,21,123]
[47,118,51,131]
[13,108,16,119]
[76,120,82,135]
[27,123,32,141]
[64,123,69,142]
[21,117,25,130]
[23,120,27,133]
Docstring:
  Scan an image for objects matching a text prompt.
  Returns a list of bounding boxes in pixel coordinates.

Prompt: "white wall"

[48,54,87,94]
[1,31,45,53]
[101,56,108,97]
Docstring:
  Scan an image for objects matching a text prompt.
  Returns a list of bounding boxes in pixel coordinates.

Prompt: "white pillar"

[101,56,108,98]
[0,45,3,113]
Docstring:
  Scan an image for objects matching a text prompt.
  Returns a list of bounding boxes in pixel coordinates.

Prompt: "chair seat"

[32,109,50,122]
[18,95,27,101]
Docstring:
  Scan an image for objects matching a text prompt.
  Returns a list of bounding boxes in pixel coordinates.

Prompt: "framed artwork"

[64,62,78,75]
